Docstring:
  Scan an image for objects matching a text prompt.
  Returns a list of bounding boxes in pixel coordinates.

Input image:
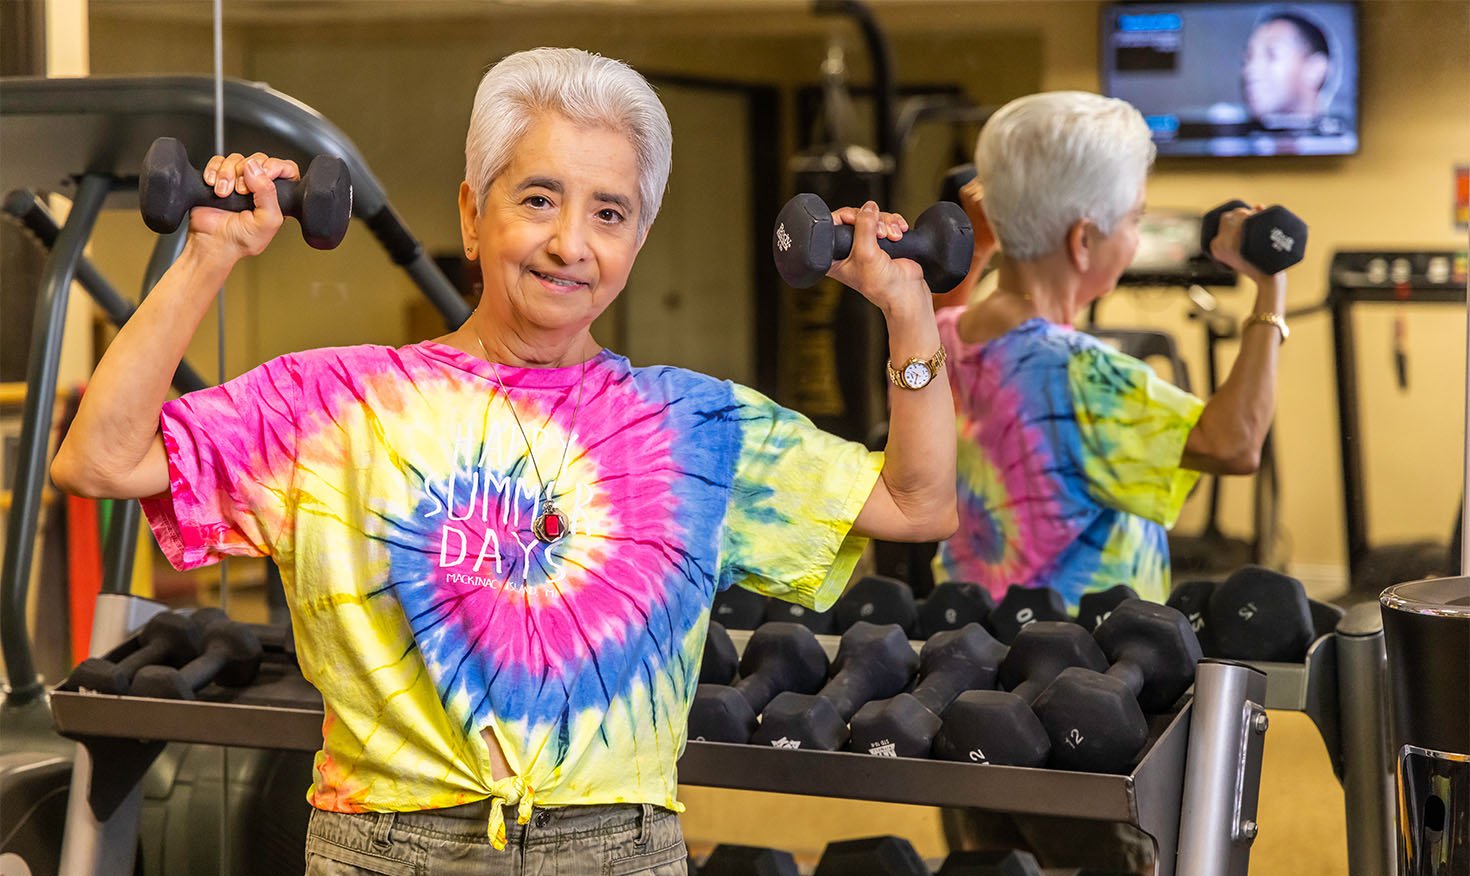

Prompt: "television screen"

[1101,1,1359,157]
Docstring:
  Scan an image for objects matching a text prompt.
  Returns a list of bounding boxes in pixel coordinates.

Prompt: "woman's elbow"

[50,446,118,498]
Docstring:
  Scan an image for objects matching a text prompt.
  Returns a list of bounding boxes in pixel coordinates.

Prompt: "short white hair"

[973,91,1155,261]
[465,47,673,238]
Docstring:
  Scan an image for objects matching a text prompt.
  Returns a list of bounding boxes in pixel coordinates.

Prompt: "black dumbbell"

[835,575,918,637]
[936,849,1044,876]
[1200,199,1308,275]
[700,844,799,876]
[687,622,829,743]
[931,622,1106,768]
[1205,565,1315,662]
[848,624,1006,758]
[699,621,739,685]
[129,614,263,699]
[71,611,205,694]
[988,584,1071,644]
[763,599,836,634]
[752,622,918,751]
[1030,599,1202,773]
[1075,584,1139,632]
[712,586,770,630]
[1165,579,1218,656]
[773,193,974,293]
[139,137,352,250]
[938,163,977,206]
[815,835,929,876]
[917,580,994,638]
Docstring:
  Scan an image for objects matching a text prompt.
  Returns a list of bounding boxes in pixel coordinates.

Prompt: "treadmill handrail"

[1,75,469,325]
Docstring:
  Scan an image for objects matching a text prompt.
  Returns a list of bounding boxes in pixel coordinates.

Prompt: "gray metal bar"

[141,222,188,298]
[2,189,208,394]
[1336,603,1396,876]
[1176,660,1269,876]
[57,593,167,876]
[0,174,111,705]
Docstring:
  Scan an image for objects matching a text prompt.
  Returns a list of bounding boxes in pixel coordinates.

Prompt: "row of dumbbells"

[70,608,289,699]
[694,593,1201,774]
[714,575,1143,645]
[718,564,1336,662]
[698,836,1049,876]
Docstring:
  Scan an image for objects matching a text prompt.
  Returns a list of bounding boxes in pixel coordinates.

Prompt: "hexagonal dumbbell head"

[1206,565,1314,662]
[997,621,1107,699]
[1031,667,1149,773]
[932,690,1050,768]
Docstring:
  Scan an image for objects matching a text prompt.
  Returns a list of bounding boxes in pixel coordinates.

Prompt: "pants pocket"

[305,810,420,876]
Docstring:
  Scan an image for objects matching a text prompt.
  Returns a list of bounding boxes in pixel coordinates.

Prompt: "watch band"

[1242,311,1289,343]
[886,344,948,389]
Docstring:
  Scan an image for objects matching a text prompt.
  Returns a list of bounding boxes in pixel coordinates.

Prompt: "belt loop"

[635,803,652,848]
[371,812,396,848]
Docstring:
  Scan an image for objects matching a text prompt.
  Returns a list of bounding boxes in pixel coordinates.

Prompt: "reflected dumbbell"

[139,137,352,250]
[987,584,1071,644]
[835,575,918,637]
[916,580,994,639]
[1200,199,1308,275]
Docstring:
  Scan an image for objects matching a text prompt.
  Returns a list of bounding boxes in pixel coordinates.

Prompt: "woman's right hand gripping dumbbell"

[191,151,301,262]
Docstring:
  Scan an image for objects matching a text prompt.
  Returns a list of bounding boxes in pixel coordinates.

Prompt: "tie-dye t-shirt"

[142,341,880,845]
[932,310,1203,609]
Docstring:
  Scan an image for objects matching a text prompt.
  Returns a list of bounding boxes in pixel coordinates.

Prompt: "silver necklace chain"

[473,331,586,507]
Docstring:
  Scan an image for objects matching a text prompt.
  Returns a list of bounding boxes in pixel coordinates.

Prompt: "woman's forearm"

[854,295,959,541]
[52,241,237,498]
[1182,274,1287,474]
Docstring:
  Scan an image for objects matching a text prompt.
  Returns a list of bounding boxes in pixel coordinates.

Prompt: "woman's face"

[461,112,644,338]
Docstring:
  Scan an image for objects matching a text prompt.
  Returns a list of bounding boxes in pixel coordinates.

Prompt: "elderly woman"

[931,90,1288,615]
[51,48,955,874]
[933,91,1289,871]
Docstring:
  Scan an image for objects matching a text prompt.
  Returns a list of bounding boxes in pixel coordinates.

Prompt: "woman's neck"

[994,254,1086,326]
[443,311,599,368]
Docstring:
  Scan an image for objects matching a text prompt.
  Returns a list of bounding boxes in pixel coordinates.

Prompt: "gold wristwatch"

[886,345,948,390]
[1242,311,1289,343]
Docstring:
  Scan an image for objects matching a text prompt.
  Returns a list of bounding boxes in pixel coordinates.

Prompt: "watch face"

[902,361,933,389]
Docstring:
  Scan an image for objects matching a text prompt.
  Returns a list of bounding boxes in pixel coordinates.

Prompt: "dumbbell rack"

[1238,604,1395,876]
[53,625,1270,876]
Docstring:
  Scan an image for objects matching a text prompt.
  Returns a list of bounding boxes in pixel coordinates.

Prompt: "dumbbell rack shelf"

[50,624,1272,876]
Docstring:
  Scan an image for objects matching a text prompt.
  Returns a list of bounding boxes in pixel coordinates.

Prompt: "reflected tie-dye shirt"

[932,311,1203,609]
[142,341,879,845]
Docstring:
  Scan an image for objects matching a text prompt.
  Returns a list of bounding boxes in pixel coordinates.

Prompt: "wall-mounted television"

[1101,2,1360,157]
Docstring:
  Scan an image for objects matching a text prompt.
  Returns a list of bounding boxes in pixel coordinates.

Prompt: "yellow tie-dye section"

[718,384,883,612]
[1067,344,1204,528]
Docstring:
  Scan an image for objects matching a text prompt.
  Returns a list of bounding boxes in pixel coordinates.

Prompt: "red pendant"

[533,503,568,544]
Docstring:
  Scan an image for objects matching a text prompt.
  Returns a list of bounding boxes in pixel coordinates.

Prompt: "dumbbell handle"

[909,661,998,717]
[828,222,962,290]
[130,644,234,699]
[733,669,790,714]
[142,176,311,233]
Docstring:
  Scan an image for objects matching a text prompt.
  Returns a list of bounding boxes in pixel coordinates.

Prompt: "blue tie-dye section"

[379,359,745,734]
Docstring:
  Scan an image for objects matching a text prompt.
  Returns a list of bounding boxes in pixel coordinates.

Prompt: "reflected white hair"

[973,91,1155,261]
[464,47,673,238]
